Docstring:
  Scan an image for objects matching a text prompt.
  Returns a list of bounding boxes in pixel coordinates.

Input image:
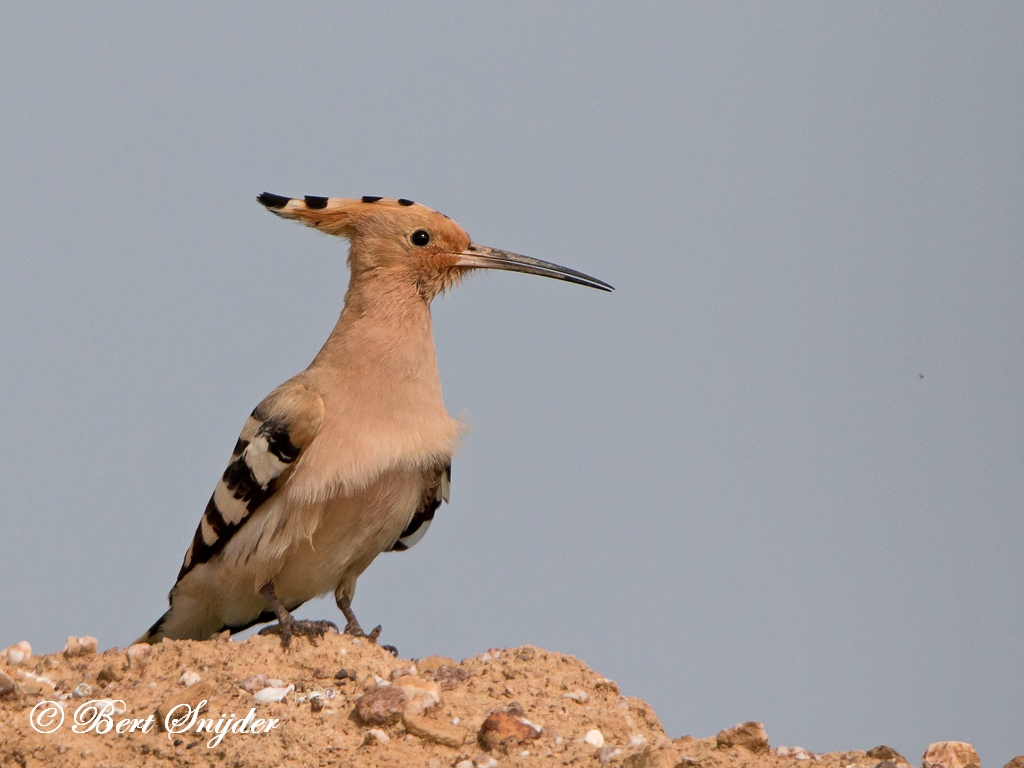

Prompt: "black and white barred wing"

[176,382,324,582]
[388,462,451,552]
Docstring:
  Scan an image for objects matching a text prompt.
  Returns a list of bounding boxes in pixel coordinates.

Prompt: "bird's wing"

[387,462,451,552]
[175,381,324,583]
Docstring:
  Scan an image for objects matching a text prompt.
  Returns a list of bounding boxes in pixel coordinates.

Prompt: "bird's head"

[257,192,613,300]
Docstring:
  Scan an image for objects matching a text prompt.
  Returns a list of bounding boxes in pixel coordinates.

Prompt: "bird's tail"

[135,610,170,645]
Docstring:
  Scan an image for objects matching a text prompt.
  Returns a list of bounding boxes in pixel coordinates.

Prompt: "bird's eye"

[411,229,431,247]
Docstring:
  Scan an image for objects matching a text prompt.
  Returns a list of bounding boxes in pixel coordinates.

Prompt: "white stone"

[125,643,151,669]
[63,636,98,658]
[456,762,474,768]
[394,674,442,715]
[364,728,390,744]
[253,684,294,703]
[178,670,201,687]
[628,734,648,748]
[473,756,499,768]
[563,689,589,703]
[4,641,31,665]
[584,729,605,748]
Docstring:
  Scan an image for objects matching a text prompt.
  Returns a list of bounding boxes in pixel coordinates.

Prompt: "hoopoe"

[139,193,612,647]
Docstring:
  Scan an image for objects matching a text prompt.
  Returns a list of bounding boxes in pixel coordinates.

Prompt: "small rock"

[363,728,390,744]
[353,685,406,727]
[628,735,649,748]
[778,746,815,760]
[478,710,542,751]
[583,729,605,748]
[310,696,325,713]
[3,641,31,665]
[63,636,99,658]
[432,664,470,691]
[0,671,19,699]
[597,745,622,763]
[716,721,770,755]
[1003,757,1024,768]
[456,761,474,768]
[473,755,499,768]
[403,712,468,748]
[178,670,201,687]
[125,643,151,669]
[253,684,294,703]
[72,683,92,698]
[393,674,442,716]
[388,664,417,680]
[867,746,909,765]
[922,742,980,768]
[238,674,268,693]
[596,678,621,695]
[563,689,589,703]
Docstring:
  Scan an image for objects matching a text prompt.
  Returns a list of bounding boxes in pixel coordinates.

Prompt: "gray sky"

[2,2,1022,763]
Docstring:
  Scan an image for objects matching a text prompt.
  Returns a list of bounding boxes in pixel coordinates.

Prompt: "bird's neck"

[309,275,441,386]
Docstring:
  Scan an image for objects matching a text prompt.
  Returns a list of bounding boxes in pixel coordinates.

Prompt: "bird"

[139,193,612,648]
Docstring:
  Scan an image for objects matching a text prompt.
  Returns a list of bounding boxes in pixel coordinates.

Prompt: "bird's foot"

[258,618,338,648]
[342,620,381,641]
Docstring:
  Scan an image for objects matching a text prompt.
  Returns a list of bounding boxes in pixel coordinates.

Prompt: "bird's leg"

[257,581,337,648]
[335,592,384,645]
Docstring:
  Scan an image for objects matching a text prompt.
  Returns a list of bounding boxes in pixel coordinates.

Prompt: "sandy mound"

[0,633,999,768]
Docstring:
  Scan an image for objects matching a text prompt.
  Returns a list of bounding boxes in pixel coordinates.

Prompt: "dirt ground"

[0,633,1006,768]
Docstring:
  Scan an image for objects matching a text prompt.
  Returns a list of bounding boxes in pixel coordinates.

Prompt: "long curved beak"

[452,245,614,292]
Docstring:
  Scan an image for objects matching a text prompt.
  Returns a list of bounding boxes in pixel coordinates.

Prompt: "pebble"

[3,641,31,666]
[0,671,18,699]
[63,636,98,658]
[584,729,605,748]
[473,755,499,768]
[310,697,324,713]
[388,664,417,680]
[778,746,815,760]
[716,721,770,755]
[239,674,268,693]
[253,684,294,703]
[363,728,390,744]
[432,664,470,691]
[393,674,442,716]
[353,684,406,726]
[403,711,467,748]
[563,689,589,703]
[72,683,92,699]
[867,746,909,765]
[628,734,648,748]
[922,742,980,768]
[597,745,622,764]
[478,710,542,751]
[456,762,474,768]
[178,670,201,687]
[125,643,151,669]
